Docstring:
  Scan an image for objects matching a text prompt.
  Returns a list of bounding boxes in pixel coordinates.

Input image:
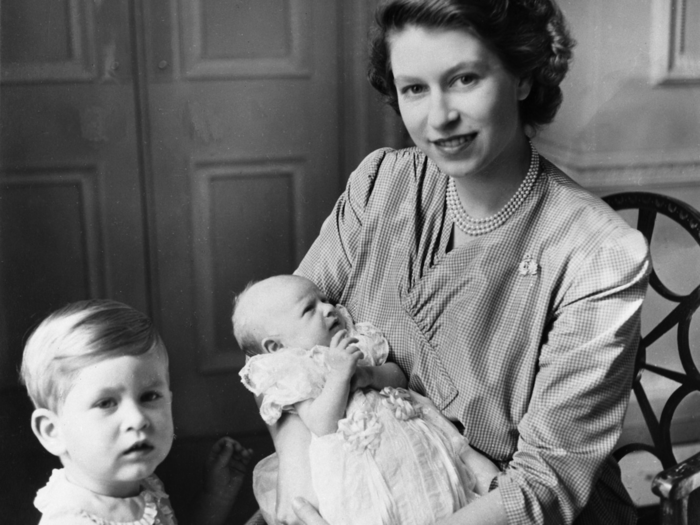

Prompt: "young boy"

[21,299,252,524]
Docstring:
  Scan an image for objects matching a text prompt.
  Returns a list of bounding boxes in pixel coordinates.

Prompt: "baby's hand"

[204,436,253,502]
[325,330,362,382]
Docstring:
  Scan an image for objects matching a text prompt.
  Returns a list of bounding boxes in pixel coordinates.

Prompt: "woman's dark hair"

[368,0,575,130]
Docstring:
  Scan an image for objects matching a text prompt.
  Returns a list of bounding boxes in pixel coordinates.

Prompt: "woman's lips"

[431,132,477,151]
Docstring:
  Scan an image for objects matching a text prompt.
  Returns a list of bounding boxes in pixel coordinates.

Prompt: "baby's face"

[263,277,343,350]
[54,345,173,497]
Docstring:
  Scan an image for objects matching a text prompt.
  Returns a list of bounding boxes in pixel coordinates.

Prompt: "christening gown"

[239,306,481,525]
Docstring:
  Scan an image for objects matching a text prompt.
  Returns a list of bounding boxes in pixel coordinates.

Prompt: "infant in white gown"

[233,275,498,525]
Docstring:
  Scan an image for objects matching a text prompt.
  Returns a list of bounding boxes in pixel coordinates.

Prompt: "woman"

[278,0,650,523]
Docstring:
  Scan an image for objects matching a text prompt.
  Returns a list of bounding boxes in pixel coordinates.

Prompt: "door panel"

[143,0,343,436]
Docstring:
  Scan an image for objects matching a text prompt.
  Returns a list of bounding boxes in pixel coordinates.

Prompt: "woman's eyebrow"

[394,60,487,84]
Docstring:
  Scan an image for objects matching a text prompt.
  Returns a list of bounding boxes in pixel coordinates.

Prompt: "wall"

[535,0,700,446]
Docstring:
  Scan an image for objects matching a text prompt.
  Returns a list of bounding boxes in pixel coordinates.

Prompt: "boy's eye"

[95,398,117,409]
[142,391,162,403]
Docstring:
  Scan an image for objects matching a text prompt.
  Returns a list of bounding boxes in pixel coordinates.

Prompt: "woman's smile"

[431,132,477,153]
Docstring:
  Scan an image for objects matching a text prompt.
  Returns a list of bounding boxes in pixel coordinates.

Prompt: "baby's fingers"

[330,329,349,348]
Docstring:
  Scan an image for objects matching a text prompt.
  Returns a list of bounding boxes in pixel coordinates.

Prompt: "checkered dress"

[296,147,651,525]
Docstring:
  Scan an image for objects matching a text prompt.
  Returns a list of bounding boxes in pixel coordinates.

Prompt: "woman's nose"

[428,93,459,129]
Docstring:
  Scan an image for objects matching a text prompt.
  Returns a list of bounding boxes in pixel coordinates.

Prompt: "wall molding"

[535,139,700,193]
[651,0,700,85]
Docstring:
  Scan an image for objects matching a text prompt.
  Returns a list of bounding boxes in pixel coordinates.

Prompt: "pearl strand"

[446,142,540,236]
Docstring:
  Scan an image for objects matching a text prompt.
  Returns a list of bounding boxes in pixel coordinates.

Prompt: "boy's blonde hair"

[20,299,166,412]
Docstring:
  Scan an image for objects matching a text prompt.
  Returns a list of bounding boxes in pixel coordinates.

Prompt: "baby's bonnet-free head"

[232,275,343,357]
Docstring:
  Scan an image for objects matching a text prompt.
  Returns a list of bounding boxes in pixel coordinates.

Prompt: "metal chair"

[604,192,700,525]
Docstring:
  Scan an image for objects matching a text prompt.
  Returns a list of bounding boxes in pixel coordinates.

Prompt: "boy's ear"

[261,337,282,354]
[31,408,66,457]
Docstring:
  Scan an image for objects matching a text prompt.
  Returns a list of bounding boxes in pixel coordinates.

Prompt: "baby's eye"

[94,398,117,409]
[141,391,163,403]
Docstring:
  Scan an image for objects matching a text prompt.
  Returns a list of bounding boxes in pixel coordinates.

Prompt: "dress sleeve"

[239,349,328,426]
[296,148,393,303]
[497,226,651,524]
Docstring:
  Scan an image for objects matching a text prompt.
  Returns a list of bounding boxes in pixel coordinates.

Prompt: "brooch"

[519,253,539,276]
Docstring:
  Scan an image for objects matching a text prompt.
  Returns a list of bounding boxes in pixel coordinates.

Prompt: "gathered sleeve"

[239,348,328,426]
[497,226,651,524]
[296,148,393,303]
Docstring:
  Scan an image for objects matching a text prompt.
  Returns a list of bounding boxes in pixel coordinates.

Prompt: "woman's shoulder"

[346,147,437,210]
[352,147,432,183]
[540,158,634,232]
[537,157,649,262]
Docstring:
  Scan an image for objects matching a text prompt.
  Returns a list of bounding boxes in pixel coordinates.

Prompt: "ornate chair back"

[604,191,700,525]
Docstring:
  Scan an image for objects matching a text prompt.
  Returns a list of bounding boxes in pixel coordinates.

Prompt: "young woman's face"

[54,347,173,497]
[389,26,531,180]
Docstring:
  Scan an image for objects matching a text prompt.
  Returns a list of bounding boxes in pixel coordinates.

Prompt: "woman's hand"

[292,498,331,525]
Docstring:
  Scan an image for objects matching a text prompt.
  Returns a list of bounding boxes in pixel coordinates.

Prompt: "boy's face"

[54,346,173,497]
[262,277,343,349]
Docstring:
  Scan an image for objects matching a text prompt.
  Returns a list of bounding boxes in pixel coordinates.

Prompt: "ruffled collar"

[35,469,176,525]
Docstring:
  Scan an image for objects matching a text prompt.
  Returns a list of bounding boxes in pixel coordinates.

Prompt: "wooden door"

[0,0,149,520]
[136,0,345,438]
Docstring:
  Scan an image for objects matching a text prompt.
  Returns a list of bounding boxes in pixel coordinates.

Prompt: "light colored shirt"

[297,147,650,525]
[34,469,177,525]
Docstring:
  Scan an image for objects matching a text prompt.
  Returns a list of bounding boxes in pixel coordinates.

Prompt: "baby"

[233,275,499,525]
[21,299,252,525]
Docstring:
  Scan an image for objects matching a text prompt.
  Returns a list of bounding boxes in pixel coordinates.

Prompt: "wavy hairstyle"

[368,0,575,130]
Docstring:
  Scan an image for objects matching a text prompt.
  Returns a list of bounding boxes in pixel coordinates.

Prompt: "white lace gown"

[240,307,481,525]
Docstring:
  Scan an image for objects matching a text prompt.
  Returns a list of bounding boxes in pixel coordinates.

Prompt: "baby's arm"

[351,361,407,392]
[272,412,317,525]
[295,330,361,436]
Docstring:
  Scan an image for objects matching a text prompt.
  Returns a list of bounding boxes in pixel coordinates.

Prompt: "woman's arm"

[494,227,650,524]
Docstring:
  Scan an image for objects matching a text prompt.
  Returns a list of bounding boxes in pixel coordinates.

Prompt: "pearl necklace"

[446,142,540,236]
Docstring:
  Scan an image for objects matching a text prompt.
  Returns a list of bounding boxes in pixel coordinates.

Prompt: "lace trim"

[82,483,175,525]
